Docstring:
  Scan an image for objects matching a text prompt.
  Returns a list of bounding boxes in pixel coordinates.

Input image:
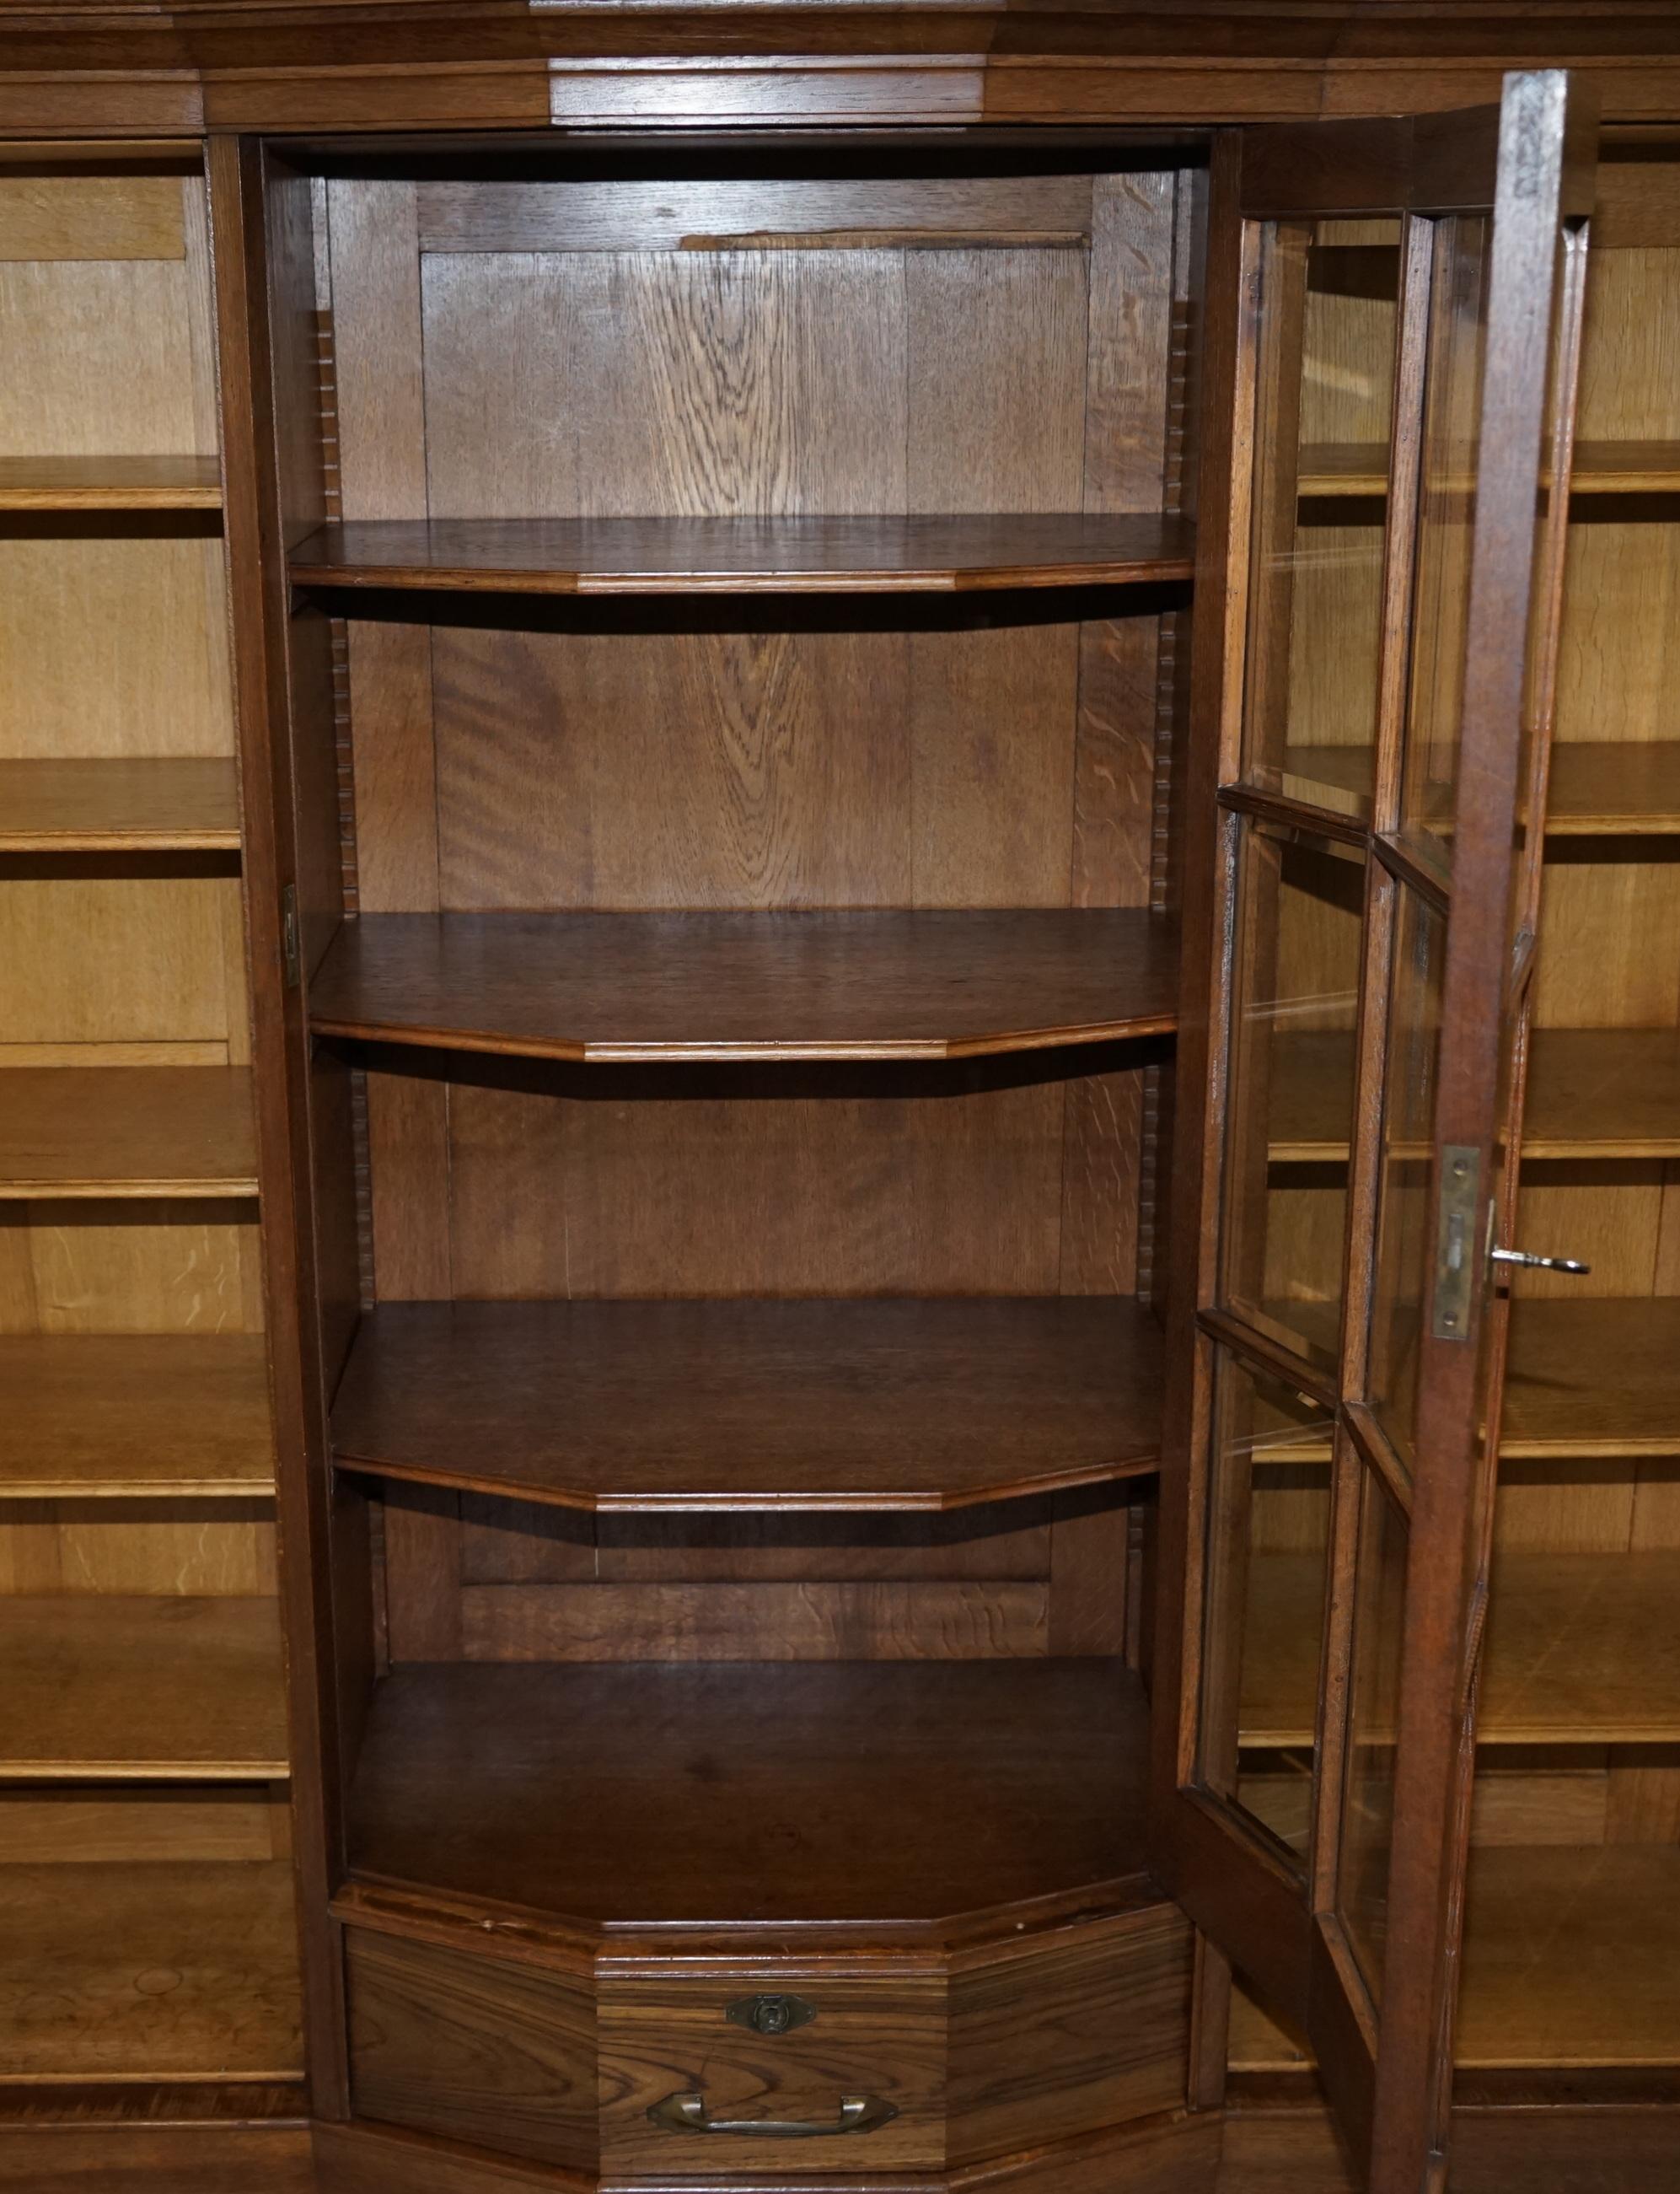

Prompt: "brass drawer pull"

[647,2089,899,2138]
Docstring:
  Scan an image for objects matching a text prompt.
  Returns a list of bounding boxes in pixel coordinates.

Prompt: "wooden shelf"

[287,513,1196,596]
[331,1296,1162,1514]
[308,910,1178,1064]
[1271,742,1680,836]
[347,1658,1152,1932]
[1265,1026,1680,1160]
[0,1598,288,1779]
[0,759,241,853]
[0,455,223,511]
[0,1335,275,1498]
[1232,1844,1680,2070]
[0,1068,257,1199]
[1239,1550,1680,1749]
[1502,1297,1680,1457]
[0,1859,301,2080]
[1296,440,1680,498]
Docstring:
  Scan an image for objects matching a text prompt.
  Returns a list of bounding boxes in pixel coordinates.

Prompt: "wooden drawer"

[345,1927,598,2172]
[598,1969,947,2174]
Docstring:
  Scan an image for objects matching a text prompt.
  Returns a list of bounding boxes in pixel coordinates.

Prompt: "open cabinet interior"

[0,147,299,2104]
[1227,132,1680,2095]
[265,136,1211,2180]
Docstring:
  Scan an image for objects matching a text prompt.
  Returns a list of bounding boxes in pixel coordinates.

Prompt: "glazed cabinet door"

[1155,71,1596,2194]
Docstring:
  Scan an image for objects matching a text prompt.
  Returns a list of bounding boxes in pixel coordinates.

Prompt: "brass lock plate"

[725,1992,817,2036]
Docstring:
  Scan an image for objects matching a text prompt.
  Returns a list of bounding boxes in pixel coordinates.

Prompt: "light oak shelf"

[287,513,1196,595]
[1232,1844,1680,2070]
[0,1335,276,1498]
[0,758,241,853]
[0,1859,302,2081]
[0,1597,289,1780]
[331,1296,1162,1514]
[1296,439,1680,498]
[1274,741,1680,836]
[347,1659,1152,1932]
[1239,1549,1680,1750]
[0,1067,258,1199]
[308,909,1180,1064]
[0,455,223,511]
[1265,1026,1680,1160]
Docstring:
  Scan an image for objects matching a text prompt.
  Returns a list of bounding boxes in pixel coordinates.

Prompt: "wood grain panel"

[346,1926,595,2170]
[0,173,185,261]
[421,249,907,519]
[0,263,200,457]
[0,874,240,1046]
[907,248,1086,510]
[947,1907,1192,2163]
[0,530,232,759]
[441,1057,1071,1299]
[416,177,1094,255]
[0,1202,262,1335]
[0,1596,287,1778]
[0,1331,272,1495]
[458,1579,1049,1663]
[0,1785,286,1866]
[310,910,1179,1061]
[0,1859,300,2079]
[334,1297,1162,1513]
[0,1497,276,1597]
[347,1659,1153,1928]
[598,1968,945,2172]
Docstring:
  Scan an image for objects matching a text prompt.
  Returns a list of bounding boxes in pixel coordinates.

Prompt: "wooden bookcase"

[3,26,1680,2194]
[0,145,300,2110]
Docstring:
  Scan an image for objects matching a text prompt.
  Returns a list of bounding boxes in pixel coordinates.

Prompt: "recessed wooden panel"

[346,1928,595,2171]
[598,1967,946,2172]
[347,1659,1153,1928]
[0,1202,264,1336]
[0,874,242,1048]
[0,1859,301,2079]
[0,172,186,261]
[0,1596,287,1778]
[0,1785,287,1866]
[0,263,200,458]
[0,531,233,758]
[332,1297,1162,1512]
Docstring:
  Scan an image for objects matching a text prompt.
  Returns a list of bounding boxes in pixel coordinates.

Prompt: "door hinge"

[281,884,301,989]
[1431,1144,1481,1342]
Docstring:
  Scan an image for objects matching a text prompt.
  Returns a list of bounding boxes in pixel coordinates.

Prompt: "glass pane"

[1338,1466,1409,2003]
[1221,821,1366,1370]
[1401,215,1494,869]
[1198,1347,1335,1867]
[1367,888,1446,1474]
[1243,218,1402,820]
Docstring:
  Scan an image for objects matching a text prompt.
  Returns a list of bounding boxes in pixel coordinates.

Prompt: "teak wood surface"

[308,910,1179,1062]
[331,1296,1163,1512]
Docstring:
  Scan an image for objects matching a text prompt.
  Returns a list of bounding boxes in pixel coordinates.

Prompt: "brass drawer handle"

[647,2089,899,2138]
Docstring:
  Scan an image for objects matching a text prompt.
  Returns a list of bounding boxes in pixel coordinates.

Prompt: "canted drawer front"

[345,1927,598,2171]
[598,1971,946,2174]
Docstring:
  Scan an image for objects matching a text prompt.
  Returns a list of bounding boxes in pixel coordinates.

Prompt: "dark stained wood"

[0,759,240,852]
[598,1966,946,2173]
[0,1333,274,1496]
[946,1908,1192,2164]
[309,910,1178,1062]
[290,514,1195,596]
[0,2126,312,2194]
[0,454,221,510]
[0,1596,289,1778]
[332,1298,1162,1514]
[347,1659,1153,1931]
[0,1067,256,1196]
[0,1860,301,2080]
[347,1928,597,2172]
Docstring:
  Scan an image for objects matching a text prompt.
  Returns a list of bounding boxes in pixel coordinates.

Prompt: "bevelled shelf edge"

[309,1015,1182,1063]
